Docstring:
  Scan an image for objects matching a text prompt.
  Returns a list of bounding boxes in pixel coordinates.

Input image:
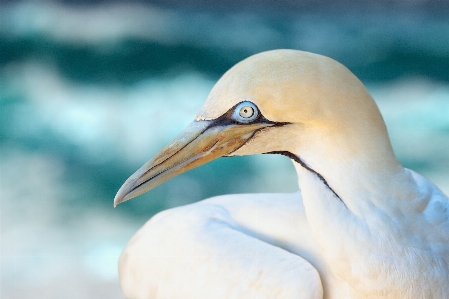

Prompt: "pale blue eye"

[232,102,259,123]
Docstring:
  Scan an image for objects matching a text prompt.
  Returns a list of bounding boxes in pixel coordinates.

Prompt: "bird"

[114,49,449,299]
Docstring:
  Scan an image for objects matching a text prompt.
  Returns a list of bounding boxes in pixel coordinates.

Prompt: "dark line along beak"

[114,119,274,207]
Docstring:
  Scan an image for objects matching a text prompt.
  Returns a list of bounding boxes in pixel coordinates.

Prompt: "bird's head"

[114,49,397,207]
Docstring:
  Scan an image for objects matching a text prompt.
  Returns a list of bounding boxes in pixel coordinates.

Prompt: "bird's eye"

[239,106,254,118]
[232,101,259,123]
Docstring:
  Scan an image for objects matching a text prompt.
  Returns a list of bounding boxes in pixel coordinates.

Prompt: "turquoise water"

[1,2,448,298]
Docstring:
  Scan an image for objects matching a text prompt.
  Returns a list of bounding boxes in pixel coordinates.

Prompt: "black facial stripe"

[263,151,346,206]
[205,101,290,130]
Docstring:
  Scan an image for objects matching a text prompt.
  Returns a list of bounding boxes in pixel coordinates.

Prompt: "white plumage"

[114,50,449,299]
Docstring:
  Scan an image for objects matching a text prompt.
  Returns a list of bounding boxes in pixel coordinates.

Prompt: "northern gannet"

[114,50,449,299]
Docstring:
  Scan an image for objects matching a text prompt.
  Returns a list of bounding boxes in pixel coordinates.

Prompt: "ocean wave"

[2,2,449,82]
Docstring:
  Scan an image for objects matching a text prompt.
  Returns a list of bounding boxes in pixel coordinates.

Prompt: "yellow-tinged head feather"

[197,50,397,167]
[198,50,381,127]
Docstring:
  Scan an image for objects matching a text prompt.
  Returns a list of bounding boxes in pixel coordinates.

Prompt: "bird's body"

[115,50,449,299]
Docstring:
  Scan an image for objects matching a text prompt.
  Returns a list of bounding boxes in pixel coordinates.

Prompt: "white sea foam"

[3,61,214,165]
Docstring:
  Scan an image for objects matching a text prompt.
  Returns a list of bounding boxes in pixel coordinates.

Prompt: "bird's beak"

[114,120,273,206]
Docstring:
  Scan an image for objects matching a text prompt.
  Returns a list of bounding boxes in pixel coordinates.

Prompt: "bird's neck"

[292,120,419,217]
[290,126,431,298]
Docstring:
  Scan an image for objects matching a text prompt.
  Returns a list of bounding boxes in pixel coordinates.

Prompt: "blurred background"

[1,0,448,298]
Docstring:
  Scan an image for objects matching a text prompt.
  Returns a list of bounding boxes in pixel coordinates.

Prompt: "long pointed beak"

[114,120,273,206]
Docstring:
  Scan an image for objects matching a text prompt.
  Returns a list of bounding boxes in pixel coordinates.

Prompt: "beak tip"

[114,186,131,208]
[113,197,120,208]
[113,196,122,208]
[114,173,141,207]
[114,190,132,206]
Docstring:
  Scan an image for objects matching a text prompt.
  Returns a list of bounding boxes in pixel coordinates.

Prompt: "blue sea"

[1,2,448,298]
